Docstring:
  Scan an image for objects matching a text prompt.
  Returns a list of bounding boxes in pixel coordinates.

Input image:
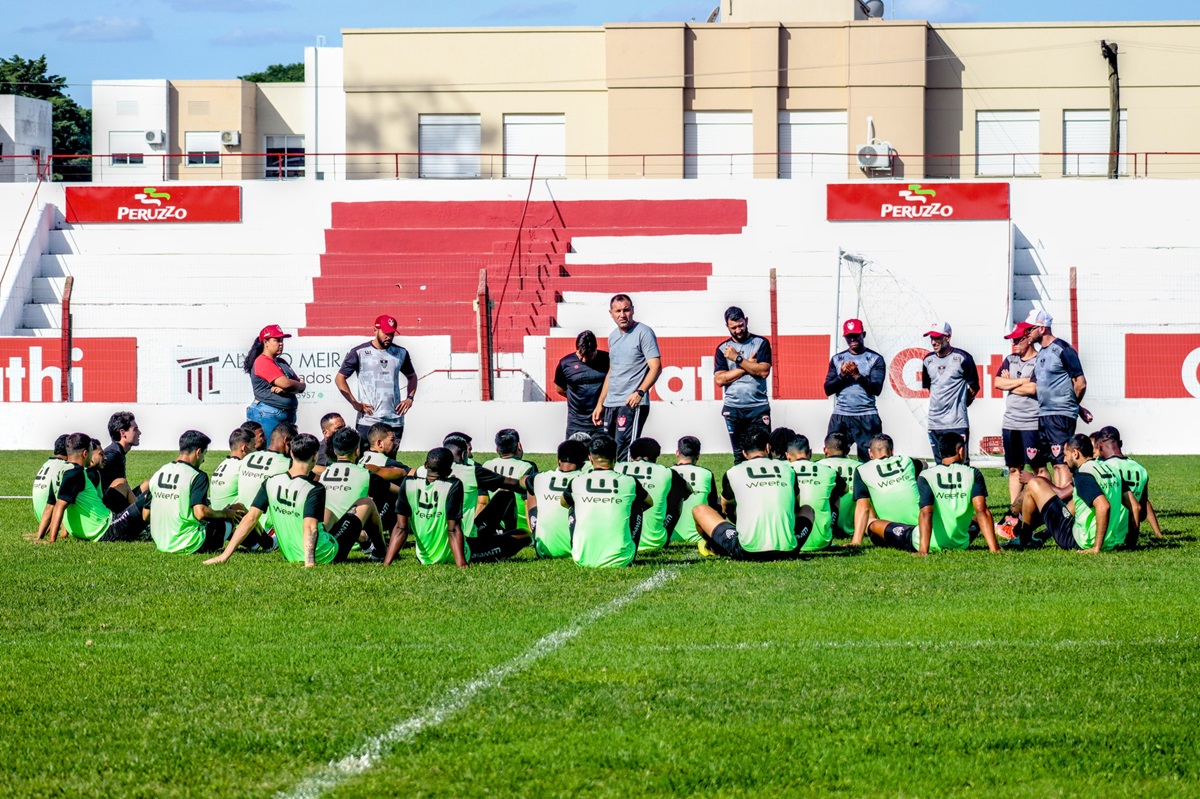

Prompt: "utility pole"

[1100,40,1120,179]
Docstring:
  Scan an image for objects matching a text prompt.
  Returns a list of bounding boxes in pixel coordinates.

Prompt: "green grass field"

[2,450,1199,798]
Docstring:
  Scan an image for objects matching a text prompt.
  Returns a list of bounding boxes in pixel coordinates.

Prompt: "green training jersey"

[821,456,860,537]
[919,463,987,552]
[148,461,210,554]
[529,469,575,558]
[854,456,921,525]
[1072,460,1127,551]
[1104,456,1149,504]
[56,465,111,541]
[721,459,798,554]
[671,463,718,544]
[616,461,688,552]
[790,460,840,551]
[32,457,70,520]
[237,451,291,524]
[397,475,467,565]
[483,457,538,533]
[209,456,242,511]
[319,460,373,519]
[563,470,647,568]
[253,473,337,564]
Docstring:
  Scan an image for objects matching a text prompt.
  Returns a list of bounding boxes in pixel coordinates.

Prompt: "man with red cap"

[995,320,1047,518]
[824,318,886,461]
[336,315,419,445]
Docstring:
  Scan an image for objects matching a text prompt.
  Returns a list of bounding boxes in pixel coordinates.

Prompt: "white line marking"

[645,634,1200,652]
[278,567,681,799]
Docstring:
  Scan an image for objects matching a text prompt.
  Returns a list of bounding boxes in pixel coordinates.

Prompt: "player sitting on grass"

[848,434,924,548]
[209,427,257,513]
[384,446,529,567]
[692,426,800,561]
[358,422,409,482]
[36,432,150,544]
[769,426,797,462]
[1093,426,1162,546]
[147,430,249,555]
[784,434,846,552]
[315,411,346,471]
[441,435,530,539]
[819,433,860,540]
[864,432,999,555]
[240,420,266,452]
[670,436,720,546]
[319,427,398,558]
[31,434,70,538]
[562,433,652,568]
[526,439,589,558]
[616,437,689,553]
[478,428,539,536]
[207,434,381,567]
[1008,434,1130,553]
[99,411,150,514]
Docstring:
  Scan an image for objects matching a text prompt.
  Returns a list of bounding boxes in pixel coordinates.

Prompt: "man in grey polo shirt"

[336,314,419,445]
[714,306,772,464]
[591,294,662,463]
[920,321,980,461]
[1026,310,1089,487]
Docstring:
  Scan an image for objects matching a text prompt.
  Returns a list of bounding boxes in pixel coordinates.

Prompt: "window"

[976,111,1040,177]
[684,112,753,179]
[419,114,481,179]
[503,114,566,178]
[109,131,145,166]
[778,111,848,179]
[265,134,305,179]
[1063,110,1127,176]
[185,131,221,167]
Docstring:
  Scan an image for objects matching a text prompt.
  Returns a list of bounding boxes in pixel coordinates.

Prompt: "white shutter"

[976,111,1039,177]
[778,110,847,179]
[419,114,481,179]
[683,111,753,179]
[503,114,566,178]
[1063,110,1128,176]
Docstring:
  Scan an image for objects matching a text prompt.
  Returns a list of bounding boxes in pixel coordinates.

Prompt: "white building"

[0,95,52,182]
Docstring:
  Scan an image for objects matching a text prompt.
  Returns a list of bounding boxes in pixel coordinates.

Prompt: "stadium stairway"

[302,199,748,352]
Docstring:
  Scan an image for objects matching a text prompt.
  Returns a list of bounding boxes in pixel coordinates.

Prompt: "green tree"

[0,54,92,181]
[238,62,305,83]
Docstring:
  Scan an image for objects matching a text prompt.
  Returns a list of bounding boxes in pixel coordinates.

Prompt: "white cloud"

[19,16,153,42]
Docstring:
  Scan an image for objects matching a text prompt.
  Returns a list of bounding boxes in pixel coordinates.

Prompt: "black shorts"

[827,413,882,462]
[1039,415,1077,466]
[876,521,918,552]
[198,520,233,554]
[1002,428,1043,469]
[98,503,148,542]
[707,521,794,562]
[1040,496,1078,550]
[467,532,530,563]
[328,512,364,562]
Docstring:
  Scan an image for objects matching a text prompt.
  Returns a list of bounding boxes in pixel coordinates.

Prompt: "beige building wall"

[169,80,256,180]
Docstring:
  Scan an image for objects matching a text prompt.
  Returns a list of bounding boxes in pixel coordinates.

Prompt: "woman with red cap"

[243,324,306,441]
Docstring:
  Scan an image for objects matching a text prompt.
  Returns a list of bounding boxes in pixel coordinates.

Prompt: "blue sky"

[0,1,1190,107]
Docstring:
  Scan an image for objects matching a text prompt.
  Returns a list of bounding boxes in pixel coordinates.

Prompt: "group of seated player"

[28,410,1158,567]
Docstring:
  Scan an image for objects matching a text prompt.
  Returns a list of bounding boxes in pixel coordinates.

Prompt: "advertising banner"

[65,186,242,223]
[0,338,138,402]
[827,182,1010,222]
[1125,333,1200,398]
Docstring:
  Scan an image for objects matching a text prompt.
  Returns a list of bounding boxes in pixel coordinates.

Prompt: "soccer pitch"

[3,451,1199,798]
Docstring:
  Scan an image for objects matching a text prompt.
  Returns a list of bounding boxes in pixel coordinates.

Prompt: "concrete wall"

[0,95,53,182]
[90,80,171,183]
[304,46,346,180]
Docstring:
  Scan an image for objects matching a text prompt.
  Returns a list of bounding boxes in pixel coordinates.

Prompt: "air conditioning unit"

[144,130,165,146]
[856,142,893,173]
[220,130,241,147]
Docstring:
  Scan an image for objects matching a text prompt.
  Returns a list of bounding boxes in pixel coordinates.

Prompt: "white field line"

[646,634,1200,652]
[278,567,682,799]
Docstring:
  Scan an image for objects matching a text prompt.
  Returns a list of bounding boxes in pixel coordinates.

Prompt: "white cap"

[1025,309,1053,327]
[923,321,952,337]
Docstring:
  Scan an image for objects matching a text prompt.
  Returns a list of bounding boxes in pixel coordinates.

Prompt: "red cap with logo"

[923,321,953,338]
[842,318,864,336]
[258,324,292,342]
[375,314,399,333]
[1004,321,1034,340]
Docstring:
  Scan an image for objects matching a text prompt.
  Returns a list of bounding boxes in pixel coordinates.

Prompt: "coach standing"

[824,318,886,461]
[714,307,772,464]
[921,321,980,460]
[592,294,661,463]
[1026,310,1088,487]
[336,314,419,444]
[554,330,609,439]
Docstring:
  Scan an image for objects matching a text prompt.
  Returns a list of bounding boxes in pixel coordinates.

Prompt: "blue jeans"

[246,401,295,444]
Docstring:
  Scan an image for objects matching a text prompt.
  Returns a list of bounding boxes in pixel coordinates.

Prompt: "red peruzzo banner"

[827,182,1010,222]
[0,338,137,402]
[1125,333,1200,398]
[65,186,242,223]
[545,335,829,402]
